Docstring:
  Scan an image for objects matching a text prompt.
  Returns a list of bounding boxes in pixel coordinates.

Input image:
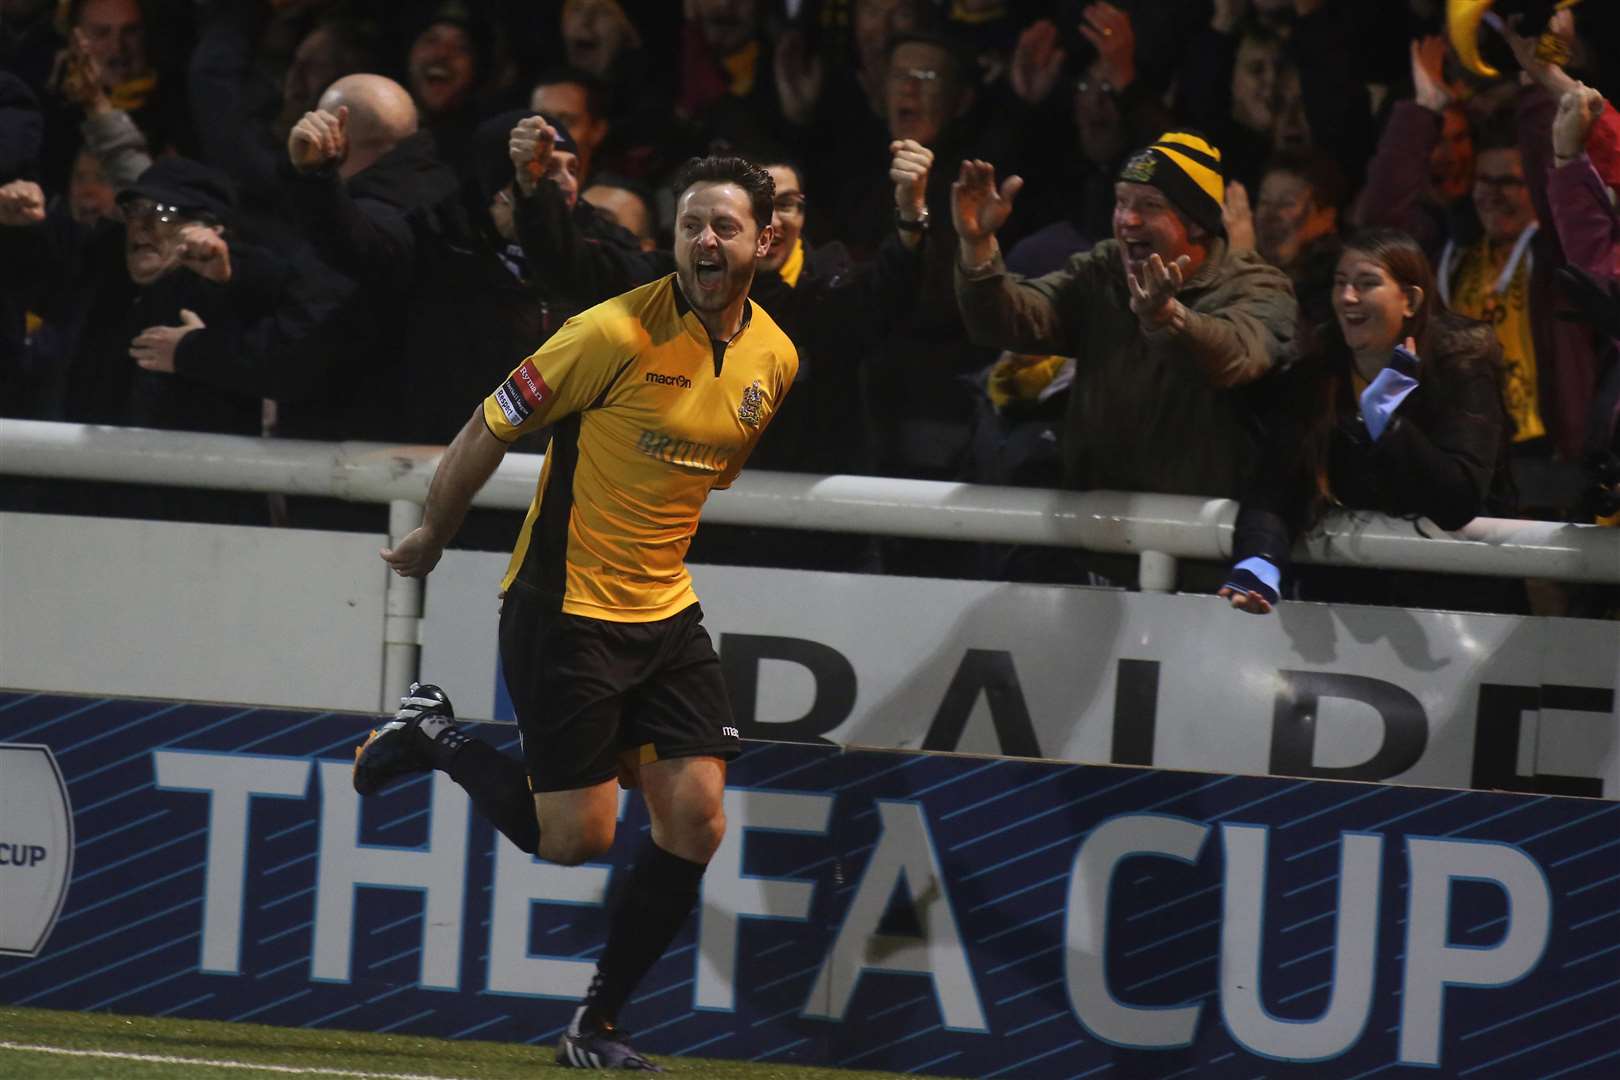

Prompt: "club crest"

[1120,151,1157,184]
[738,380,764,428]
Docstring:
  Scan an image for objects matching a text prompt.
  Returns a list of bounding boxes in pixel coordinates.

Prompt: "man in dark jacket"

[0,156,324,522]
[283,73,462,445]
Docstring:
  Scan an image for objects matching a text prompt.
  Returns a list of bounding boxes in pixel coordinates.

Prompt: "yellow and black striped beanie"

[1117,131,1226,238]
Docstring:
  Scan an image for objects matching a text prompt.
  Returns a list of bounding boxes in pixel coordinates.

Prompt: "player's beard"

[678,254,753,315]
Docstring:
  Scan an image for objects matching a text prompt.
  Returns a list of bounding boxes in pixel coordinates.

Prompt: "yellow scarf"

[777,236,805,288]
[721,40,759,98]
[108,72,157,113]
[987,353,1066,410]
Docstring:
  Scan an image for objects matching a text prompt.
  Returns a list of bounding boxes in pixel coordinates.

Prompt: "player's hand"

[0,179,46,226]
[176,224,232,283]
[1218,584,1274,615]
[952,159,1021,266]
[288,106,349,173]
[129,309,205,374]
[1127,252,1190,326]
[509,115,556,197]
[381,526,445,578]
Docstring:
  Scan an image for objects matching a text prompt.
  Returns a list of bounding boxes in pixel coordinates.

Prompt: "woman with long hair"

[1219,226,1513,614]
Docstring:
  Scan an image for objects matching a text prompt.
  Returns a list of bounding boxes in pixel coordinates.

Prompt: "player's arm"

[380,410,509,578]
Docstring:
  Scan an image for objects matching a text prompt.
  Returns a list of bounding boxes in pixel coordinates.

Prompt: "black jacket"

[1234,314,1511,574]
[280,132,468,442]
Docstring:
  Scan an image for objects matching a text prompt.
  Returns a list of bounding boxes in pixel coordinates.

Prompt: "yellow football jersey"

[483,274,798,621]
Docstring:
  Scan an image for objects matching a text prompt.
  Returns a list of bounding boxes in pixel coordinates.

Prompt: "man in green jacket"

[953,130,1299,503]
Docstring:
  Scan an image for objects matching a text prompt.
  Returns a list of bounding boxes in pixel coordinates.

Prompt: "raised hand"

[1553,83,1605,163]
[129,309,205,374]
[1127,252,1191,325]
[951,159,1022,265]
[1079,2,1136,91]
[0,179,46,226]
[287,106,349,173]
[1224,180,1255,254]
[56,29,110,114]
[509,115,557,196]
[774,26,825,125]
[1410,36,1453,113]
[1497,10,1578,98]
[176,224,232,283]
[1009,19,1066,105]
[890,138,934,220]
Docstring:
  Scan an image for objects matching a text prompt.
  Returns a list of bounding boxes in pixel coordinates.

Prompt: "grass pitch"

[0,1007,946,1079]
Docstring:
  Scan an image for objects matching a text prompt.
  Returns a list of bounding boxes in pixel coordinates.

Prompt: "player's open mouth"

[695,258,723,288]
[1341,311,1368,326]
[1122,240,1153,264]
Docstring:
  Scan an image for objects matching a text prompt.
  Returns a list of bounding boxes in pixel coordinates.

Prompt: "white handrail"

[4,418,1616,583]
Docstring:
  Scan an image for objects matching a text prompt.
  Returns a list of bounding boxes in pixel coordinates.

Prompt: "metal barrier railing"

[5,419,1615,708]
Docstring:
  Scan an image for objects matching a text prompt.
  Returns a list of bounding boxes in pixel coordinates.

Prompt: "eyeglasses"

[772,193,807,216]
[889,67,944,89]
[122,199,190,231]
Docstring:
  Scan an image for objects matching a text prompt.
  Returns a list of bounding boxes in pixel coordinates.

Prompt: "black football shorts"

[498,584,741,792]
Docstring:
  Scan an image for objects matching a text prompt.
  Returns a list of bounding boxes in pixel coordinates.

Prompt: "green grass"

[0,1007,947,1079]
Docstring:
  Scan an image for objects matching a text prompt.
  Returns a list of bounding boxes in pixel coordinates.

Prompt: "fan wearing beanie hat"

[1116,132,1226,240]
[952,128,1298,506]
[1112,130,1229,331]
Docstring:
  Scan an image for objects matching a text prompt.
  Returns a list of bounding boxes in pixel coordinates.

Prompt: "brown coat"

[955,238,1300,497]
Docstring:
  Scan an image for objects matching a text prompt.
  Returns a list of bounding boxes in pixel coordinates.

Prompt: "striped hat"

[1117,131,1226,238]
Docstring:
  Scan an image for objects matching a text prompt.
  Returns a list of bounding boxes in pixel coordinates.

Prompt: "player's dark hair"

[672,155,775,230]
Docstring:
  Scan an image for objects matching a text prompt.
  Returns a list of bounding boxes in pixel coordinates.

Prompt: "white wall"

[0,513,386,710]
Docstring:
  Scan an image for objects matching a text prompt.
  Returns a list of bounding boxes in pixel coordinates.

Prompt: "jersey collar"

[671,275,754,377]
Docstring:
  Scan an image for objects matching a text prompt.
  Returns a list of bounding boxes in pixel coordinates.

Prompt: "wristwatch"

[895,207,930,232]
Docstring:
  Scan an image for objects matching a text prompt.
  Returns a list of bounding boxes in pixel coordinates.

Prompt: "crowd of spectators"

[1,0,1616,613]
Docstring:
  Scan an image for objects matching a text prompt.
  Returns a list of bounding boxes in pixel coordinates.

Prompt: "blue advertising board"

[2,690,1618,1077]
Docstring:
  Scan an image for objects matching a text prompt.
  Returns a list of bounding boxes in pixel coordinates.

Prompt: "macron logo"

[645,372,693,389]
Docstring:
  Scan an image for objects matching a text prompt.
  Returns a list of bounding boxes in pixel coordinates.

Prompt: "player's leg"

[352,680,542,853]
[559,756,722,1072]
[560,604,739,1070]
[577,755,725,1024]
[533,780,620,865]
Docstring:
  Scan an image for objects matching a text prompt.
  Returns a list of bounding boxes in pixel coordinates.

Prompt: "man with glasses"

[0,155,324,520]
[1356,38,1603,517]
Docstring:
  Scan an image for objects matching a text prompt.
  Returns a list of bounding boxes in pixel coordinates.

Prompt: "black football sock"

[436,736,540,856]
[579,840,706,1030]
